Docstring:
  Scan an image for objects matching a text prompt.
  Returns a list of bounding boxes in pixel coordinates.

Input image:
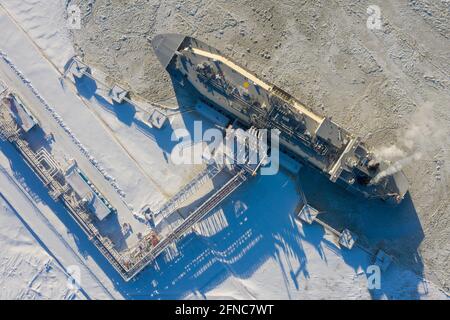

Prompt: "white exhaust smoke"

[372,152,421,183]
[372,102,447,183]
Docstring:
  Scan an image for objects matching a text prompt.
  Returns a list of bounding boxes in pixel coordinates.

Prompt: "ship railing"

[153,162,222,221]
[198,74,266,117]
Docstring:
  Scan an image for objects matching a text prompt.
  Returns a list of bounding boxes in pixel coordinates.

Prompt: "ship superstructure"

[152,34,408,203]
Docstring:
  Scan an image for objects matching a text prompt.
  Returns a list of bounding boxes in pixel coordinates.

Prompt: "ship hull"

[152,34,409,203]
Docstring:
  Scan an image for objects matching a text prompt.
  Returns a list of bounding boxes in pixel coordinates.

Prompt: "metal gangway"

[125,167,248,278]
[1,100,131,279]
[0,103,20,141]
[0,107,66,199]
[125,128,267,278]
[152,162,223,224]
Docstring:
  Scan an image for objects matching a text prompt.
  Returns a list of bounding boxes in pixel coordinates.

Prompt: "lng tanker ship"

[152,34,408,203]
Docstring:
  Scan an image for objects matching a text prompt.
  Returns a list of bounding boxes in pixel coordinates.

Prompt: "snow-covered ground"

[0,191,84,299]
[137,172,446,300]
[0,0,74,70]
[0,0,448,300]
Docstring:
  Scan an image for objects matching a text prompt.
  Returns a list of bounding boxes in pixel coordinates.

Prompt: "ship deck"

[188,47,325,124]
